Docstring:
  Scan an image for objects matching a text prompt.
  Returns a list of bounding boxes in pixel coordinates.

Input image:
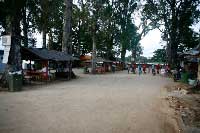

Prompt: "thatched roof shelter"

[21,47,75,61]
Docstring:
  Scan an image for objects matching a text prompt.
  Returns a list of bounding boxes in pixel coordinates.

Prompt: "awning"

[21,47,74,61]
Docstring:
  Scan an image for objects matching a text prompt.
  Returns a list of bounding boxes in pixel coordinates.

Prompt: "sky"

[140,29,165,57]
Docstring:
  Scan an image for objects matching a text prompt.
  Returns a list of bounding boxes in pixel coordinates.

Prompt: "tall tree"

[0,0,26,86]
[142,0,200,67]
[71,0,142,64]
[113,0,138,61]
[84,0,105,73]
[72,2,92,55]
[62,0,73,79]
[62,0,72,54]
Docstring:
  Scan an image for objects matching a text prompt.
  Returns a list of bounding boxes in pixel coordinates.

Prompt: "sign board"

[2,35,11,46]
[2,35,11,64]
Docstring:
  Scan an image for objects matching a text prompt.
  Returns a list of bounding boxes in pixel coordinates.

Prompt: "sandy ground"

[165,83,200,133]
[0,70,180,133]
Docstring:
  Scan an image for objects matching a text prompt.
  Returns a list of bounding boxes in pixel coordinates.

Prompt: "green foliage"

[151,48,166,63]
[71,0,142,60]
[142,0,200,65]
[0,0,142,60]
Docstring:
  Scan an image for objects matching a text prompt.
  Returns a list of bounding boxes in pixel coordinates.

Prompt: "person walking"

[138,65,142,75]
[152,64,156,75]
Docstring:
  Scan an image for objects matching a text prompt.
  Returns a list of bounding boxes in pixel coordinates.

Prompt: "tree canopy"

[0,0,199,68]
[142,0,200,66]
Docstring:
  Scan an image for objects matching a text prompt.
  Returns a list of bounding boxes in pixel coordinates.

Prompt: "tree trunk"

[62,0,72,54]
[168,37,178,68]
[48,30,53,50]
[42,29,46,48]
[0,1,25,88]
[8,8,22,72]
[121,47,126,62]
[22,7,28,47]
[167,4,179,68]
[1,6,23,87]
[40,0,47,49]
[92,28,96,74]
[62,0,73,79]
[77,18,81,55]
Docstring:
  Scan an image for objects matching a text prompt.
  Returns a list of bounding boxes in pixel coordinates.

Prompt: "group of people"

[127,64,170,76]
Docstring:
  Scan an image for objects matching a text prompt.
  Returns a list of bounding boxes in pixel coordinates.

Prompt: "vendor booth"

[21,47,75,81]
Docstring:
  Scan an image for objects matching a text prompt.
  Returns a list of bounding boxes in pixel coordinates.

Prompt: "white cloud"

[140,29,164,57]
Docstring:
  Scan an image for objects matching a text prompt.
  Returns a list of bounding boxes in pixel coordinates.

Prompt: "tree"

[83,0,105,73]
[0,0,26,86]
[62,0,73,79]
[142,0,200,67]
[71,1,93,55]
[151,48,166,63]
[62,0,72,53]
[21,0,39,47]
[71,0,142,65]
[114,0,138,61]
[27,0,64,49]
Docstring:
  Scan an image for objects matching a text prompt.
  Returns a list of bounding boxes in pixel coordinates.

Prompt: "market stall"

[21,47,74,81]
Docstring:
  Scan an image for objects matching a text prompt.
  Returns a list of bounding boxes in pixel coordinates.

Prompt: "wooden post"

[30,60,31,70]
[43,60,48,80]
[198,62,200,81]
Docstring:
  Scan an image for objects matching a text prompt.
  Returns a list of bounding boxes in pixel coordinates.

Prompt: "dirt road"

[0,70,180,133]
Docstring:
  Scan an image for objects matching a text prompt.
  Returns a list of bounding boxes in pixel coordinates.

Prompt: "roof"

[184,50,199,56]
[72,56,80,61]
[85,57,113,63]
[21,47,74,61]
[184,44,200,56]
[111,57,124,62]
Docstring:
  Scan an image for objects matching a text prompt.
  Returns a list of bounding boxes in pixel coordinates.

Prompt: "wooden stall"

[84,57,113,74]
[180,44,200,84]
[21,47,74,81]
[112,58,124,71]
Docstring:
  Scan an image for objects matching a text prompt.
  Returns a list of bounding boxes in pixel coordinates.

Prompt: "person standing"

[128,65,130,74]
[156,64,160,74]
[152,64,156,75]
[112,64,116,73]
[148,65,151,73]
[134,63,137,74]
[138,65,142,75]
[143,64,146,74]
